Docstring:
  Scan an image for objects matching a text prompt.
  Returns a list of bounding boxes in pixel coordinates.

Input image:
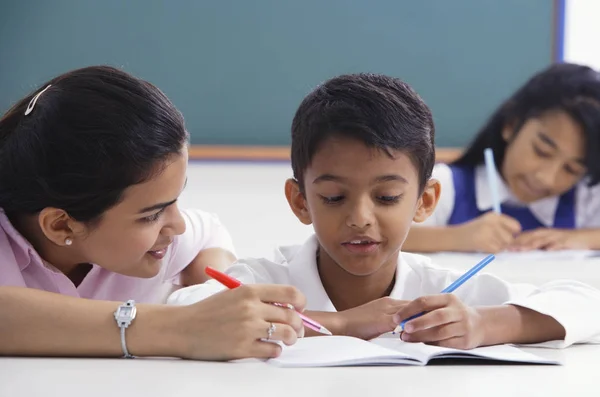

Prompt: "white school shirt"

[168,235,600,348]
[421,163,600,228]
[0,208,235,304]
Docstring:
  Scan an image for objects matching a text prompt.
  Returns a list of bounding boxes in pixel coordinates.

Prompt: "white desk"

[424,252,600,289]
[4,252,600,396]
[1,345,599,397]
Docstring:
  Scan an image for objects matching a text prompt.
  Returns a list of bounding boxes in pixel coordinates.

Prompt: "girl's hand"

[176,284,306,360]
[511,228,587,251]
[454,212,522,253]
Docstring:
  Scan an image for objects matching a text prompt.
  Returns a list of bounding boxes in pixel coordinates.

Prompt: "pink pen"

[272,303,332,335]
[206,266,332,336]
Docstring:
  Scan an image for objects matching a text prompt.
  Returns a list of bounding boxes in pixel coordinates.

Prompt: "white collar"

[286,235,410,311]
[473,165,558,227]
[287,235,336,311]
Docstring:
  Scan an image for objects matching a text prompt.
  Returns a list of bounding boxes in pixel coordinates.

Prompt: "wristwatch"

[114,299,137,358]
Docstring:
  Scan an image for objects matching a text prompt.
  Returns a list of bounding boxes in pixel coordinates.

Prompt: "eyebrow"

[137,178,188,214]
[537,132,586,165]
[138,199,177,214]
[312,174,408,184]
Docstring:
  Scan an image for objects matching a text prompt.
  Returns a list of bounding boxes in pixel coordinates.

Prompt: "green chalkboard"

[0,0,553,147]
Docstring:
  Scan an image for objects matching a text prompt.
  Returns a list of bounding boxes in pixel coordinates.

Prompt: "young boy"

[169,73,600,349]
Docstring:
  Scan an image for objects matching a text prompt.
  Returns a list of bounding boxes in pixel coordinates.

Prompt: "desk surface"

[4,253,600,397]
[1,345,599,397]
[426,252,600,289]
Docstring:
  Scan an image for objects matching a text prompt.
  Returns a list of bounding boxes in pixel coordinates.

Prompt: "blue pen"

[393,254,496,333]
[484,148,502,214]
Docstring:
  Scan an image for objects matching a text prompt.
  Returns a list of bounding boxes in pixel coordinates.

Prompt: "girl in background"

[405,63,600,253]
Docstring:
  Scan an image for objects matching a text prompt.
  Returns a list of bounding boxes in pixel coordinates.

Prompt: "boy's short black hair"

[291,73,435,191]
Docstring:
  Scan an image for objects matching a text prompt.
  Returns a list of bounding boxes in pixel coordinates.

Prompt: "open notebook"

[268,334,559,367]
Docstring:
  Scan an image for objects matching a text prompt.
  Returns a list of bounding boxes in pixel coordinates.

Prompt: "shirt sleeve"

[575,181,600,228]
[0,228,28,286]
[166,257,286,305]
[417,163,456,226]
[416,260,600,348]
[162,208,236,283]
[0,254,27,286]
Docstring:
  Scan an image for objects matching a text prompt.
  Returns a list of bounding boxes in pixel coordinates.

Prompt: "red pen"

[205,266,332,335]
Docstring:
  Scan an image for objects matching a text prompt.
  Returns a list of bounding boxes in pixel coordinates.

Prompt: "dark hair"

[291,73,435,191]
[454,62,600,186]
[0,65,188,223]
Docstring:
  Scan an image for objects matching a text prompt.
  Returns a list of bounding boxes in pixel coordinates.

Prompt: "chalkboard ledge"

[188,145,461,164]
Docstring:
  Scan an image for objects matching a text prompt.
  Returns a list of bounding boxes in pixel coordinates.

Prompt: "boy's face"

[501,110,587,203]
[286,136,439,278]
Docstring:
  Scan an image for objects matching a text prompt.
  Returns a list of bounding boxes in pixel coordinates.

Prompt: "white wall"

[179,162,314,259]
[563,0,600,68]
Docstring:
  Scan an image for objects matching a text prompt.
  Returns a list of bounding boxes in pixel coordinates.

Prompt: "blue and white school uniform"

[167,235,600,348]
[421,163,600,230]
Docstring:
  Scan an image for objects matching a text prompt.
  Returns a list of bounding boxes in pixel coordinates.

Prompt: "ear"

[284,178,312,225]
[501,119,518,142]
[413,178,441,223]
[37,207,86,247]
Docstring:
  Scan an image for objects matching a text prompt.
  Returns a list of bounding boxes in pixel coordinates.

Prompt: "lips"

[147,248,167,259]
[341,237,381,254]
[147,241,172,260]
[519,176,550,198]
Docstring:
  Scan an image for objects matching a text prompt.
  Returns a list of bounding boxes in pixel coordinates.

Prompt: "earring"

[65,238,73,246]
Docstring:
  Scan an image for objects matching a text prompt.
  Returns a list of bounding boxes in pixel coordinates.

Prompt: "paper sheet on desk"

[427,250,600,262]
[496,250,600,261]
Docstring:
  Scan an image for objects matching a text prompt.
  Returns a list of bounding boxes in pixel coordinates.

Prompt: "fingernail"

[404,323,413,333]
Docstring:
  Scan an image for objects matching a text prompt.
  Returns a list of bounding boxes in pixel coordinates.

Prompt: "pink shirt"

[0,208,235,304]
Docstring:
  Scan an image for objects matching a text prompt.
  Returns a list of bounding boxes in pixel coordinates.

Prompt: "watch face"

[120,307,133,317]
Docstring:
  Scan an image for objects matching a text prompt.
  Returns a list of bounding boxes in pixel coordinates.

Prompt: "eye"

[141,208,166,223]
[377,195,402,205]
[319,195,344,205]
[564,164,585,176]
[533,145,551,158]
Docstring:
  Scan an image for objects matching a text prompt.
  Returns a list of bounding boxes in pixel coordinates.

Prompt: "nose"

[161,204,187,237]
[345,198,374,229]
[534,161,561,189]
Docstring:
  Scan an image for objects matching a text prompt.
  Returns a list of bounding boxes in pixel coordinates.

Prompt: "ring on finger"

[266,322,276,340]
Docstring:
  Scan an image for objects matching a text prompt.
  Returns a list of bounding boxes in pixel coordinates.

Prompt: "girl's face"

[67,151,189,278]
[501,110,587,203]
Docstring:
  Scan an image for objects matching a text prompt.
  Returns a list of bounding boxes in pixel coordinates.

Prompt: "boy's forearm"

[478,305,565,346]
[403,226,460,253]
[0,286,185,358]
[302,311,345,337]
[180,247,237,286]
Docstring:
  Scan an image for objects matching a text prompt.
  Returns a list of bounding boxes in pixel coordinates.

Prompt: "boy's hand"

[454,212,522,253]
[511,228,587,251]
[393,294,485,349]
[338,297,408,340]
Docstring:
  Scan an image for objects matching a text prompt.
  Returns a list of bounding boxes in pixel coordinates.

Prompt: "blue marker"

[394,254,496,333]
[484,148,502,214]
